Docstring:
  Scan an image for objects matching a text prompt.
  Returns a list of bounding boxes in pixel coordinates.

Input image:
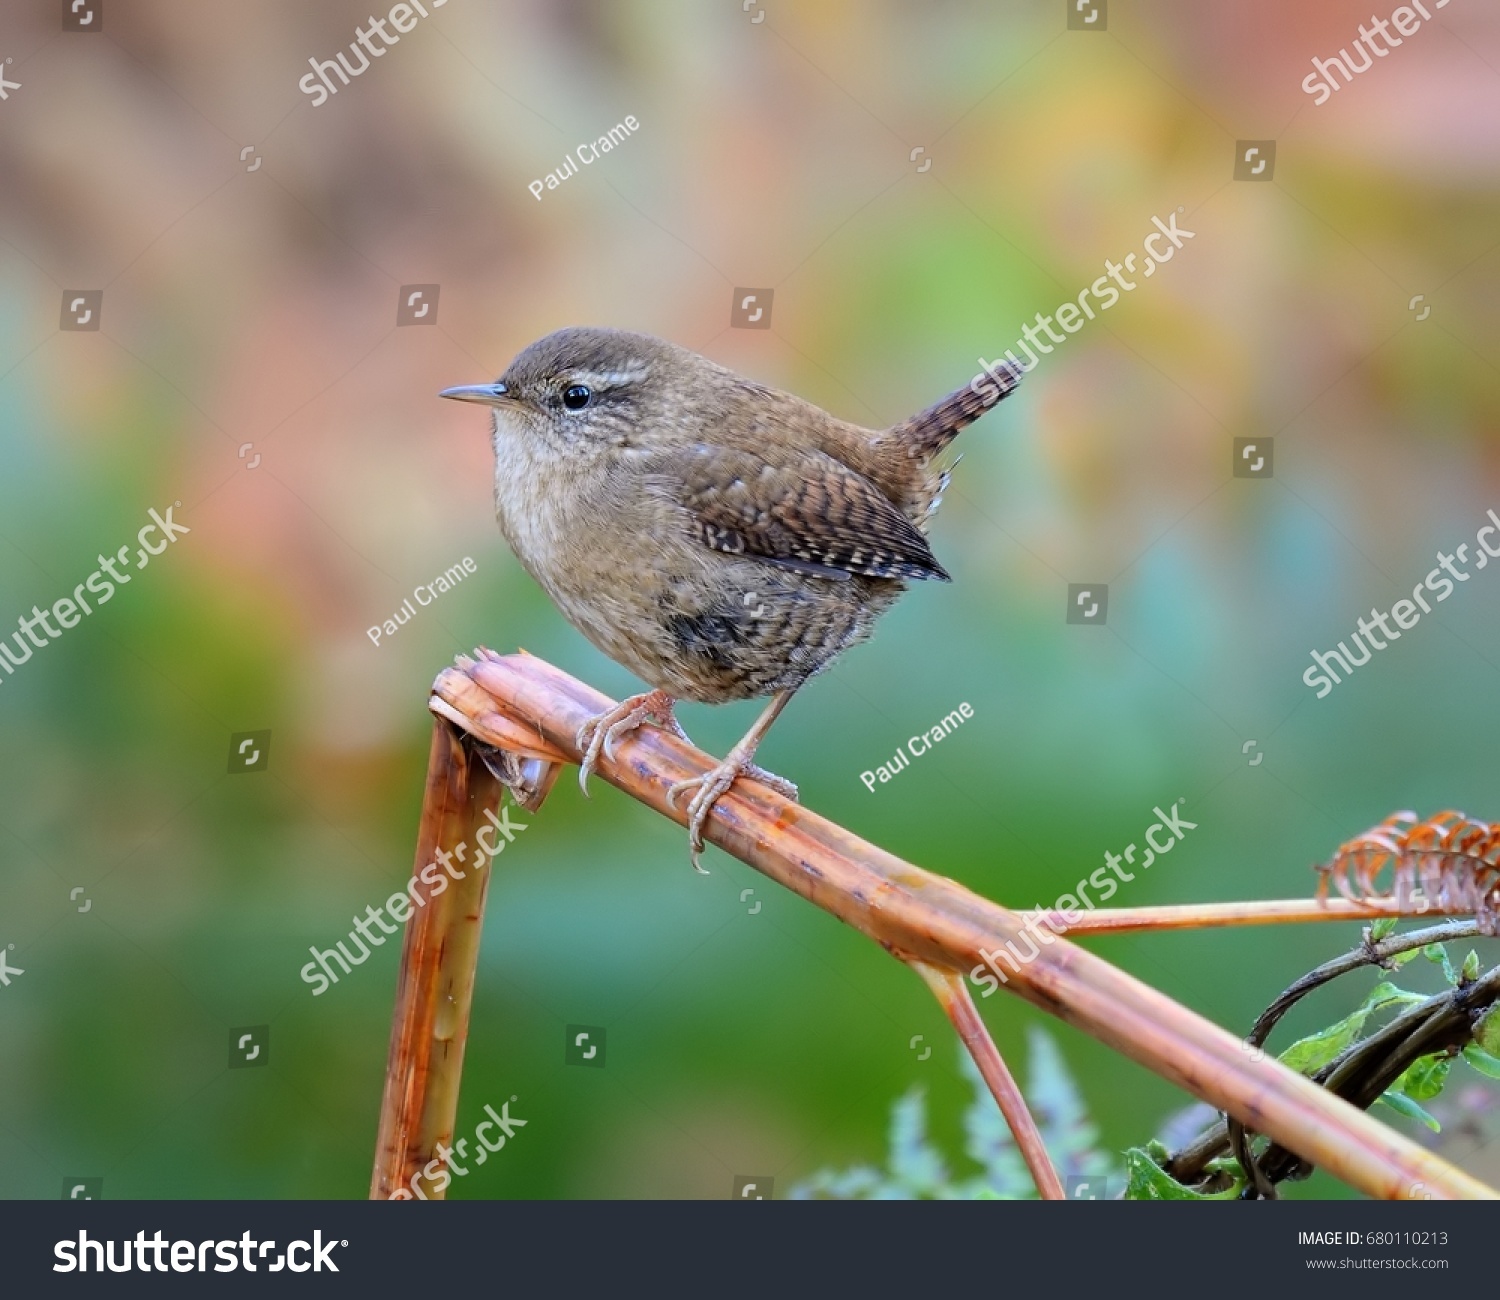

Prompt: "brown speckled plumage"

[442,327,1020,867]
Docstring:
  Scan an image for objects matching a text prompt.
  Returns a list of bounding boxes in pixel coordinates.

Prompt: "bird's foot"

[575,690,685,796]
[666,752,798,874]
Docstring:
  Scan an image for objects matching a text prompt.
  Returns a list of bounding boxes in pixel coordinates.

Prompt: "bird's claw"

[745,763,799,802]
[575,717,609,798]
[666,760,798,873]
[575,691,684,798]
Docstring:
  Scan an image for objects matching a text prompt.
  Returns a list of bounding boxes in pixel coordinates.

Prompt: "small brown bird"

[442,328,1020,870]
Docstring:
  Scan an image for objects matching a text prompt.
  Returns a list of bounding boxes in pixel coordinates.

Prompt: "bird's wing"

[658,443,950,582]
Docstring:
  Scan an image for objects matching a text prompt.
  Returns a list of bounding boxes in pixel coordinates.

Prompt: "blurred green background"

[1,0,1498,1199]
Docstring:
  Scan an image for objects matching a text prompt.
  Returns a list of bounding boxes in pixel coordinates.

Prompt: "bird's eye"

[562,384,592,410]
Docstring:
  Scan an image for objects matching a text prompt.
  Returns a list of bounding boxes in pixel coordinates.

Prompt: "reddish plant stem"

[911,961,1065,1200]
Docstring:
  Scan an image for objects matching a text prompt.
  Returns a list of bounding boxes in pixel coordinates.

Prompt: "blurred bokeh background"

[2,0,1498,1199]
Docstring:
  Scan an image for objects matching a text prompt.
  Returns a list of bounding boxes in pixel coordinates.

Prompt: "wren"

[442,328,1021,870]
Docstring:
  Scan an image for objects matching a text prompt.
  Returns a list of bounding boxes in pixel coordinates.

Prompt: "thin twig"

[1168,922,1496,1191]
[910,960,1065,1200]
[1247,920,1488,1051]
[1254,964,1500,1188]
[1046,898,1467,934]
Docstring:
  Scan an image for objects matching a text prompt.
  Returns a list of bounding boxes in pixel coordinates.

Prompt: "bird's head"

[441,326,694,456]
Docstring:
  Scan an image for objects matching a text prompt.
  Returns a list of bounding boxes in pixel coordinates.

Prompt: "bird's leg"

[576,689,687,796]
[666,688,799,873]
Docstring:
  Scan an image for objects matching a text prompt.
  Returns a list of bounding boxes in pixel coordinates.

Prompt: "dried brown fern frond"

[1316,810,1500,935]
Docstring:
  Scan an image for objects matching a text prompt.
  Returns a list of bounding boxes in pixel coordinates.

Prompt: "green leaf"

[1378,1090,1441,1132]
[795,1030,1115,1200]
[1204,1157,1244,1179]
[1475,1006,1500,1057]
[1462,1045,1500,1080]
[1024,1026,1103,1164]
[1423,943,1458,986]
[1391,947,1422,968]
[1279,1009,1368,1074]
[1369,917,1398,942]
[789,1166,887,1199]
[888,1088,948,1196]
[1123,1148,1239,1201]
[1391,1053,1452,1102]
[1362,980,1426,1012]
[1461,950,1480,984]
[1277,983,1420,1075]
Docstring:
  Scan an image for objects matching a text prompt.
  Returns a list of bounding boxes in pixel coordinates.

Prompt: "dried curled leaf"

[1316,810,1500,936]
[472,742,560,813]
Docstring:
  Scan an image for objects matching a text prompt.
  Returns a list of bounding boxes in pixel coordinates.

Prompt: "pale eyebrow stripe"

[572,365,651,388]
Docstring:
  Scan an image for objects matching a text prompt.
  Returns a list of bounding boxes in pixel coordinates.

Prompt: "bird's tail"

[883,358,1022,461]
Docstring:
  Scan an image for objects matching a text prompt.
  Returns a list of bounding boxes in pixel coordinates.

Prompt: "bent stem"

[414,650,1498,1201]
[370,720,502,1200]
[911,960,1065,1200]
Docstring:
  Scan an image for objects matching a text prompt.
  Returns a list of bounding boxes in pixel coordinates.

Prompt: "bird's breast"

[488,431,903,704]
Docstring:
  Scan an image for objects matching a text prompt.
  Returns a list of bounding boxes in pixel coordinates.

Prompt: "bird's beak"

[439,381,510,405]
